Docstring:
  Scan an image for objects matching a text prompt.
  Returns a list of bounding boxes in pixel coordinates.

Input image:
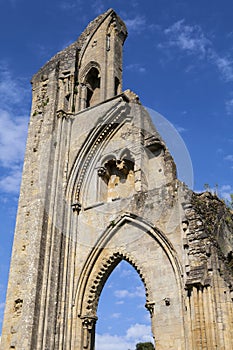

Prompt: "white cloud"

[218,185,233,202]
[161,20,233,82]
[124,16,146,33]
[0,109,28,168]
[126,323,152,341]
[114,289,130,298]
[0,64,29,194]
[0,110,26,194]
[175,125,187,133]
[111,312,121,319]
[114,286,145,299]
[210,53,233,82]
[126,63,146,73]
[92,0,105,15]
[137,303,145,309]
[163,19,210,57]
[0,62,28,109]
[96,323,153,350]
[0,167,23,194]
[96,333,135,350]
[224,155,233,162]
[120,268,133,277]
[134,286,145,298]
[144,313,151,323]
[226,98,233,115]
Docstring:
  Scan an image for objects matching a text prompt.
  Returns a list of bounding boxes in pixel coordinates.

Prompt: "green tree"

[225,193,233,210]
[135,342,155,350]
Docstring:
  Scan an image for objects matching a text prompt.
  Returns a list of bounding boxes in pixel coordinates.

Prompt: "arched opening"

[97,154,135,202]
[85,67,101,107]
[73,215,184,350]
[115,76,120,95]
[95,260,154,350]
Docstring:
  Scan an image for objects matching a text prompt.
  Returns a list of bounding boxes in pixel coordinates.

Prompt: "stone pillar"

[81,316,98,350]
[80,84,87,110]
[145,301,156,349]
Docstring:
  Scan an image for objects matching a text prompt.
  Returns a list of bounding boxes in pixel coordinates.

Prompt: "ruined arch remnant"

[1,8,233,350]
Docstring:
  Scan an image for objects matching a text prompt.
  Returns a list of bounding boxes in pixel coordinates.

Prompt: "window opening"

[115,77,120,95]
[85,67,101,107]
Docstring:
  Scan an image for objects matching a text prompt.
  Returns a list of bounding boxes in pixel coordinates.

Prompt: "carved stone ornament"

[81,315,98,349]
[81,315,98,330]
[71,202,82,213]
[97,166,107,178]
[145,301,155,317]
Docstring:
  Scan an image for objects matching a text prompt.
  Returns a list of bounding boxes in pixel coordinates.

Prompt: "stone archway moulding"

[66,100,131,205]
[74,212,184,319]
[79,61,101,84]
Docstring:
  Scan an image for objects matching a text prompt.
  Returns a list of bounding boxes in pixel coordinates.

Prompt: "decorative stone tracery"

[98,157,135,201]
[69,102,132,206]
[84,251,151,316]
[74,212,184,319]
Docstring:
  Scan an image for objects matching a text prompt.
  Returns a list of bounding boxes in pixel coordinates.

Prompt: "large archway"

[95,260,153,350]
[72,214,185,350]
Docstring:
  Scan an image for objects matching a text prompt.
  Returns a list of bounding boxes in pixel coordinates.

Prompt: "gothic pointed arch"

[85,67,101,107]
[79,61,101,83]
[77,9,127,105]
[66,99,132,208]
[77,9,126,67]
[74,212,184,318]
[71,212,185,350]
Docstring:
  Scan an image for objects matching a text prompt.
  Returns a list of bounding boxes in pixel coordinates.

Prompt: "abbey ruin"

[1,9,233,350]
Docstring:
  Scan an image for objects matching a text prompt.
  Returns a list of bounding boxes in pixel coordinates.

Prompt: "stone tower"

[1,9,233,350]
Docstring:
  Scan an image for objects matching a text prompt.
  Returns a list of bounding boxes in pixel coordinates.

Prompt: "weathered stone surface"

[1,9,233,350]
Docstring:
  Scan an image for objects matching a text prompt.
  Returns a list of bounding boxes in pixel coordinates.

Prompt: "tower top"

[32,9,127,111]
[33,9,127,78]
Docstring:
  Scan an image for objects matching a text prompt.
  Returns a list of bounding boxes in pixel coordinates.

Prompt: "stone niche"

[98,157,135,201]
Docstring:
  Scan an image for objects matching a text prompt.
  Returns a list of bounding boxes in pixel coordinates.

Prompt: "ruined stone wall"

[1,9,232,350]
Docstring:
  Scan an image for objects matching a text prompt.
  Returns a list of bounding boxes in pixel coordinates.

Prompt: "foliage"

[135,342,155,350]
[223,193,233,211]
[203,183,233,211]
[229,193,233,210]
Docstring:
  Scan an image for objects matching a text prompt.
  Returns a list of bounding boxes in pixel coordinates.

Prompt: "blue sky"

[0,0,233,348]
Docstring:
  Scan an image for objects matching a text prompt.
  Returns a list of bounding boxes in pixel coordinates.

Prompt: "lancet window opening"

[84,67,101,108]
